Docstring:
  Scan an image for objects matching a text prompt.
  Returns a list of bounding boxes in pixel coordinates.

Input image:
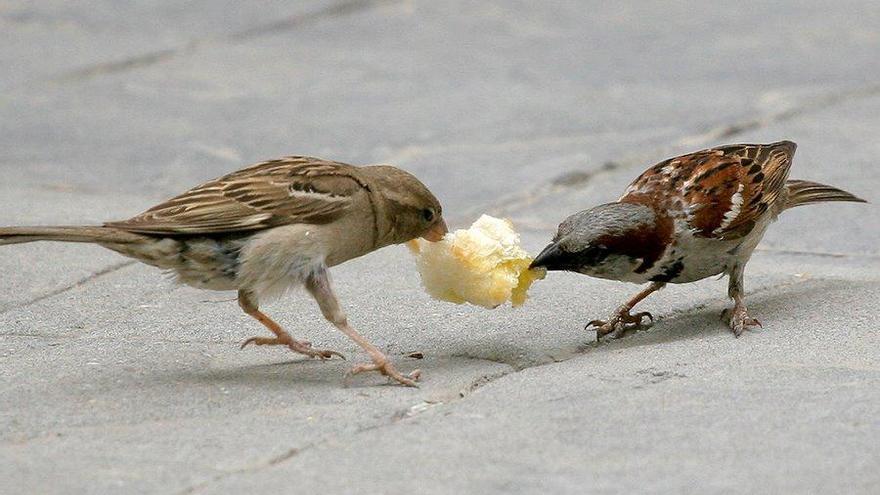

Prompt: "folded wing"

[106,157,364,235]
[622,141,796,240]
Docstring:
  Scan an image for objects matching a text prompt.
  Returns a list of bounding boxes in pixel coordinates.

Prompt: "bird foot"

[721,305,762,337]
[345,357,420,388]
[240,336,345,360]
[586,308,654,340]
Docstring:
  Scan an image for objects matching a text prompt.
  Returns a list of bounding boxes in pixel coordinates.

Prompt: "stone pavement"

[1,1,878,493]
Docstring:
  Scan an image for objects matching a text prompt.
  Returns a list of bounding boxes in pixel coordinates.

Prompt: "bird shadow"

[586,279,847,353]
[161,357,350,389]
[158,355,432,390]
[90,279,862,395]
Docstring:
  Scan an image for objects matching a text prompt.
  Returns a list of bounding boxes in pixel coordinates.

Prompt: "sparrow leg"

[237,290,345,360]
[305,268,420,388]
[722,266,762,337]
[587,282,664,339]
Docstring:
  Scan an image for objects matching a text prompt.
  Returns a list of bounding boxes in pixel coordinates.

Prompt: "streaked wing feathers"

[621,141,796,240]
[106,157,362,234]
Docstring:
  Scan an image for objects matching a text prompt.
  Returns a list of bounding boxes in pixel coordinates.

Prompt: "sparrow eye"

[422,208,436,223]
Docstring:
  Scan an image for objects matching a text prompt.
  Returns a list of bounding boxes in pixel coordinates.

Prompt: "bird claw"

[240,336,345,360]
[344,358,420,388]
[722,306,762,337]
[587,310,654,340]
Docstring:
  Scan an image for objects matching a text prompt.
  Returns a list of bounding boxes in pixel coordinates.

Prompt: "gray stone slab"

[192,281,880,493]
[4,240,876,493]
[0,186,138,311]
[511,94,880,258]
[2,1,880,494]
[1,0,344,88]
[0,341,507,494]
[188,278,880,494]
[4,0,879,211]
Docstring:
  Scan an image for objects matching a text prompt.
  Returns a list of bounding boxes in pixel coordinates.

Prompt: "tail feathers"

[0,226,147,246]
[784,180,867,210]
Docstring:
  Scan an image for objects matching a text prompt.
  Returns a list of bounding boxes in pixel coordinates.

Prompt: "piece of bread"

[408,215,545,309]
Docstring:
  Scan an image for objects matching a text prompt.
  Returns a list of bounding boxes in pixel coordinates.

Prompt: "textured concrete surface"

[1,1,878,494]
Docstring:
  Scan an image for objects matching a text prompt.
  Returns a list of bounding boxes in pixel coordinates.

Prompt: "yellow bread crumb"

[409,215,546,308]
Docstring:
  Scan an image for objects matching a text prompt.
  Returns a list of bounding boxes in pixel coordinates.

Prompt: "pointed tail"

[784,180,867,210]
[0,226,147,246]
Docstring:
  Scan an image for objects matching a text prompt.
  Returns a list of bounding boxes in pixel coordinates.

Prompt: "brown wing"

[621,141,796,240]
[106,156,365,235]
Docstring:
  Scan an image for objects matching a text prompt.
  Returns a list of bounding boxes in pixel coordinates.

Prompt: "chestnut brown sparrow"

[531,141,866,338]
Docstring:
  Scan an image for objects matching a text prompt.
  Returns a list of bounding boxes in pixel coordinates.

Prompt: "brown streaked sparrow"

[0,156,447,387]
[531,141,866,339]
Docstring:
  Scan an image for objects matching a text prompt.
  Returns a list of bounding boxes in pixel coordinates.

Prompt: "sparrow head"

[529,202,671,281]
[361,165,448,244]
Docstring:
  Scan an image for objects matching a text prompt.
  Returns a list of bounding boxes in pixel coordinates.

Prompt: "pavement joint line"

[0,260,135,316]
[753,247,880,260]
[474,82,880,219]
[175,447,307,495]
[590,276,840,350]
[0,356,509,449]
[678,83,880,147]
[456,368,519,399]
[3,276,869,490]
[40,0,403,86]
[433,275,820,401]
[329,276,836,447]
[187,276,845,488]
[0,333,239,345]
[171,357,520,493]
[511,220,880,261]
[379,127,663,165]
[4,421,310,493]
[0,346,517,469]
[513,224,880,261]
[173,360,509,494]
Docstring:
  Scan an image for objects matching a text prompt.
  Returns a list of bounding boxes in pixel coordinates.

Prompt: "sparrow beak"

[422,218,448,242]
[530,242,564,270]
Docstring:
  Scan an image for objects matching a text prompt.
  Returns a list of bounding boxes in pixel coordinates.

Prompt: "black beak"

[530,242,566,270]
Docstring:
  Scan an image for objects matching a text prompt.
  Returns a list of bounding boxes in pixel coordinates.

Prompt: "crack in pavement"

[380,128,663,165]
[0,333,241,345]
[169,356,513,494]
[753,246,880,261]
[470,82,880,219]
[6,52,879,495]
[176,447,305,495]
[3,74,873,349]
[44,0,401,85]
[677,83,880,147]
[0,260,134,316]
[173,360,511,494]
[177,275,835,491]
[434,275,818,401]
[513,218,880,261]
[3,272,860,494]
